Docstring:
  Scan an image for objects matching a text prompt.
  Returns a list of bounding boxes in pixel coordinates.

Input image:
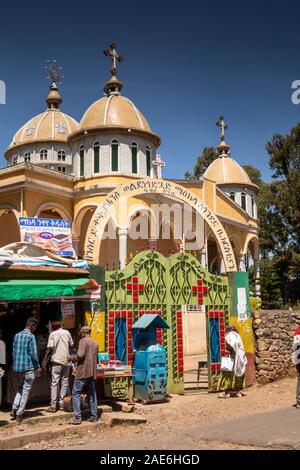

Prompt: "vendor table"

[96,368,133,404]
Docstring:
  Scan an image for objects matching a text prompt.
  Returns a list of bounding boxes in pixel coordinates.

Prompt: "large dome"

[80,94,151,132]
[8,110,79,149]
[204,155,254,186]
[5,81,79,156]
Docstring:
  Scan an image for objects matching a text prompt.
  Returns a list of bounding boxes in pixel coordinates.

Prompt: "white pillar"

[254,259,261,298]
[239,255,246,272]
[118,228,128,269]
[220,258,226,274]
[200,249,207,269]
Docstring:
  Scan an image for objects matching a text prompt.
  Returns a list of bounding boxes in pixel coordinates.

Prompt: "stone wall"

[253,310,300,384]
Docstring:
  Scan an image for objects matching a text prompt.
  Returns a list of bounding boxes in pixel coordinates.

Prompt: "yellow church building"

[0,45,259,280]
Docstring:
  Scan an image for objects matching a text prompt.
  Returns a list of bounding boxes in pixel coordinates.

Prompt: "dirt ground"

[0,376,297,450]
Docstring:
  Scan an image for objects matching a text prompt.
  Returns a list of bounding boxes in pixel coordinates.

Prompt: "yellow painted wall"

[24,190,73,219]
[84,310,105,351]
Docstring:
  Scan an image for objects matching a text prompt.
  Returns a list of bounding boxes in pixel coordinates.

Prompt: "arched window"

[251,194,255,217]
[131,142,137,174]
[80,146,84,177]
[111,140,118,172]
[229,191,235,202]
[58,150,66,162]
[13,156,18,165]
[146,146,151,177]
[58,166,66,173]
[94,142,100,173]
[24,152,31,163]
[241,192,246,211]
[40,149,48,161]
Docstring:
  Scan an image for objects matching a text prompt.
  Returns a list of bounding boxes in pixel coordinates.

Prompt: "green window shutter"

[80,147,84,177]
[132,143,137,174]
[241,193,246,210]
[94,143,100,173]
[146,147,151,176]
[111,141,118,172]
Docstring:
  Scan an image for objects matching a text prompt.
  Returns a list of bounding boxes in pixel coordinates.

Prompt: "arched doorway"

[38,209,63,220]
[0,208,21,247]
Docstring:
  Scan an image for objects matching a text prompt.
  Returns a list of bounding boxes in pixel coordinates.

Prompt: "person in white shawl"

[218,325,248,398]
[225,328,248,378]
[292,327,300,409]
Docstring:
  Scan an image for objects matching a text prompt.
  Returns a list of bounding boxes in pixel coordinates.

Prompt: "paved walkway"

[182,407,300,450]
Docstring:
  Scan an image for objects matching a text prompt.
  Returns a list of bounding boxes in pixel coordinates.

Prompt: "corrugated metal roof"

[132,314,169,330]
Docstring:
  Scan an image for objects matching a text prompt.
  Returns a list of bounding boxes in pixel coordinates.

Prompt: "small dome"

[80,94,151,132]
[204,156,256,187]
[7,110,79,149]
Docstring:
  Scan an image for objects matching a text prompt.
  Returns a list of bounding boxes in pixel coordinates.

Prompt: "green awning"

[0,278,90,301]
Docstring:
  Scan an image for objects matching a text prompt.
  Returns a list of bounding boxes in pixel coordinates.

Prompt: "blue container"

[132,314,169,403]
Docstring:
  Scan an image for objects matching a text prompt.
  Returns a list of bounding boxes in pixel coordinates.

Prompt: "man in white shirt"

[47,320,74,412]
[0,329,6,407]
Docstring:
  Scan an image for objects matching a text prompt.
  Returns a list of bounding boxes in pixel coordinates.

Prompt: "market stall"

[0,243,102,406]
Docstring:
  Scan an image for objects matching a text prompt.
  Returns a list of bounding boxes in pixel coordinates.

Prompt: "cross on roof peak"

[153,154,165,179]
[103,43,124,77]
[216,116,228,142]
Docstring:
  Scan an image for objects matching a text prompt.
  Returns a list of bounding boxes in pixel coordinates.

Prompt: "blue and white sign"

[19,217,75,257]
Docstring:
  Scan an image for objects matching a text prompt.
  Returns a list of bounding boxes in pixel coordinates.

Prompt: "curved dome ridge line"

[19,114,41,144]
[124,97,145,130]
[19,122,29,144]
[80,100,96,125]
[67,114,80,128]
[231,158,249,183]
[34,111,50,141]
[240,164,251,183]
[104,95,114,126]
[61,112,72,135]
[222,156,226,182]
[51,111,55,139]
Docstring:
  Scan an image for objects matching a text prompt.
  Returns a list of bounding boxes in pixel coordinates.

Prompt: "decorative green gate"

[105,251,231,393]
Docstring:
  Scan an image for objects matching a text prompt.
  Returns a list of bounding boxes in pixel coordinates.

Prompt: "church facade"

[0,46,259,280]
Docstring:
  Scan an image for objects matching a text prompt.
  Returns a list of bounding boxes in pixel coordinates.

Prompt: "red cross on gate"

[192,279,208,304]
[126,277,144,304]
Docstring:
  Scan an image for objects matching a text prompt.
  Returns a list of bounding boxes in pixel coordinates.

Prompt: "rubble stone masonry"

[253,310,300,384]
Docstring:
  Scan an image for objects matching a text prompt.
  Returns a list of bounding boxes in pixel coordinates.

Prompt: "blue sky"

[0,0,300,181]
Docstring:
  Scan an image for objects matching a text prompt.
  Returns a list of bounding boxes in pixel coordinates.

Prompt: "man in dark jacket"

[68,326,98,424]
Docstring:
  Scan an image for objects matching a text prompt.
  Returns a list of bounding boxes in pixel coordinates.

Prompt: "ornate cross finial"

[45,60,63,87]
[216,116,228,142]
[103,43,124,77]
[45,60,63,109]
[153,154,165,179]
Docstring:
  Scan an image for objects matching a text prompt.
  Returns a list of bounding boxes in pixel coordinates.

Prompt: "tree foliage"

[186,127,300,307]
[185,147,217,180]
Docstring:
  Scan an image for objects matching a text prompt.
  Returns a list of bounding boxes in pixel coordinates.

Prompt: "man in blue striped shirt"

[11,318,42,422]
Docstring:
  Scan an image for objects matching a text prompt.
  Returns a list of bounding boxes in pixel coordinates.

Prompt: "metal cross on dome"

[153,154,165,179]
[216,115,228,142]
[103,43,124,77]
